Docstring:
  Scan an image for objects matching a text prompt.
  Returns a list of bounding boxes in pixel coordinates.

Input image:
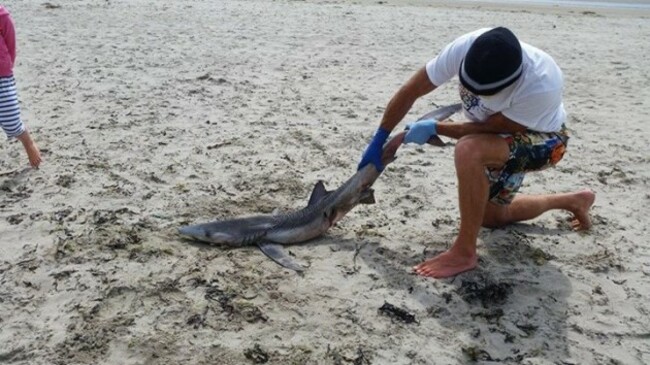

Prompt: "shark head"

[178,217,275,246]
[178,224,232,244]
[179,224,209,241]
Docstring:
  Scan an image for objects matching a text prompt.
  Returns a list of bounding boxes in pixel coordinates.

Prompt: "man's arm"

[379,66,436,132]
[357,66,437,170]
[436,112,527,140]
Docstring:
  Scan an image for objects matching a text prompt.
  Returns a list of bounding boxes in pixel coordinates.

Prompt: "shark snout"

[178,225,208,241]
[178,223,238,245]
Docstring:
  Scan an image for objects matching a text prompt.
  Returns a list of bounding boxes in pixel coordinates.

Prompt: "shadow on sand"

[356,223,572,364]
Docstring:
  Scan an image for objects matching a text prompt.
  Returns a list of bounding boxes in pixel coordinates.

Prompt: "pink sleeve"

[0,14,16,65]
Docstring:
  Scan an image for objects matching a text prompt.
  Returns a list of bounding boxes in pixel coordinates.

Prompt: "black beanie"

[459,27,523,96]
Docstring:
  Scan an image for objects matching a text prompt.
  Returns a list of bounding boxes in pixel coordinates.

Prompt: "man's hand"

[403,118,438,145]
[358,127,390,171]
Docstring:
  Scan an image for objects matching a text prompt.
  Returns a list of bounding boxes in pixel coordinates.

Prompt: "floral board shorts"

[487,125,569,205]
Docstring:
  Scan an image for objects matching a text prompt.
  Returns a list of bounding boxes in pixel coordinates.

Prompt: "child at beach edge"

[1,5,41,168]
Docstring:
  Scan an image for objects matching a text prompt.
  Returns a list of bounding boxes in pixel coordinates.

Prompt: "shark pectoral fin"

[257,242,307,272]
[359,188,376,204]
[308,181,329,207]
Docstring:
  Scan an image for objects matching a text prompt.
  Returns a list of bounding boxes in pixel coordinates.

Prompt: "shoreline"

[314,0,650,17]
[459,0,650,10]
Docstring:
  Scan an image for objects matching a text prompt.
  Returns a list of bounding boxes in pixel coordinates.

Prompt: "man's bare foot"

[567,189,596,231]
[413,249,478,278]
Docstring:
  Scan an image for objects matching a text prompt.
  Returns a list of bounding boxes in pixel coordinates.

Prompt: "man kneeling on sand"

[357,27,595,279]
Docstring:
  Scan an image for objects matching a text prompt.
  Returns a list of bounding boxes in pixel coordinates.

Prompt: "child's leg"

[0,76,41,168]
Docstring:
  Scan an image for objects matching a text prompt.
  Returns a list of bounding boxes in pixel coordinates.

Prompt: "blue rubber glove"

[358,127,390,171]
[403,118,438,145]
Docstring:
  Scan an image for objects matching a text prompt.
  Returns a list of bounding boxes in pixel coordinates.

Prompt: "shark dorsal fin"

[308,181,329,206]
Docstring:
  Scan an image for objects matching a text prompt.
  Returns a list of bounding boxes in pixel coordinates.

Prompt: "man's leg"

[413,134,510,278]
[482,190,596,230]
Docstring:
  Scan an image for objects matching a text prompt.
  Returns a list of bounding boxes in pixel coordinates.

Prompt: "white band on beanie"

[460,59,523,92]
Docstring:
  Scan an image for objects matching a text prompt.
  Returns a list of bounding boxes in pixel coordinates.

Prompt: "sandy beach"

[1,0,649,364]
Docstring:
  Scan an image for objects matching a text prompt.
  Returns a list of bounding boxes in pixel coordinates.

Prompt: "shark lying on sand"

[178,103,462,271]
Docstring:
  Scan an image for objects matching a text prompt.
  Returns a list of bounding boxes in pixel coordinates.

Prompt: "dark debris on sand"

[378,301,417,324]
[204,281,268,324]
[457,278,513,308]
[244,344,269,364]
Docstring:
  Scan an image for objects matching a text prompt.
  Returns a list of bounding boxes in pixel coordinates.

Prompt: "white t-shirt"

[425,28,566,132]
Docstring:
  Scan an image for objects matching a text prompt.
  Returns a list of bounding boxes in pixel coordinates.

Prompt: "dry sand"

[1,0,649,364]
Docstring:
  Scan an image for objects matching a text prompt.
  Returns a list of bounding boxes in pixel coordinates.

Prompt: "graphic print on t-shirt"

[459,85,494,122]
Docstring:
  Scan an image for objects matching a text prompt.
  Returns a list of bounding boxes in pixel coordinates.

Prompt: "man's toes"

[419,269,434,277]
[570,218,590,231]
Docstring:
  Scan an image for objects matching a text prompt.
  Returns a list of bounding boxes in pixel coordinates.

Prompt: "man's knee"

[454,136,484,164]
[454,135,509,167]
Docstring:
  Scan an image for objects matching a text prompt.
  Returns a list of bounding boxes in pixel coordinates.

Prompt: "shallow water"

[459,0,650,10]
